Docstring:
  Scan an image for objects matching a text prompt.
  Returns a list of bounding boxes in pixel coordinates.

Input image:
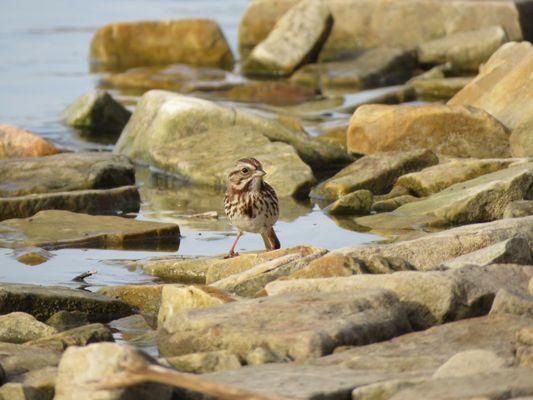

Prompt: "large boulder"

[0,124,59,159]
[114,90,348,197]
[448,41,533,130]
[90,19,234,72]
[347,104,510,158]
[238,0,526,60]
[158,289,411,360]
[242,0,332,77]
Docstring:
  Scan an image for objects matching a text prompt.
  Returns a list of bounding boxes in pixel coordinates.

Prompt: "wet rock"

[393,158,514,197]
[45,311,89,332]
[107,315,156,352]
[242,0,332,77]
[291,47,416,91]
[90,19,234,72]
[371,195,419,212]
[0,210,180,250]
[0,312,57,344]
[324,190,373,215]
[54,343,173,400]
[14,247,53,266]
[25,323,114,352]
[510,114,533,157]
[489,288,533,316]
[164,350,242,374]
[0,342,61,378]
[356,162,533,230]
[139,256,213,283]
[347,104,510,158]
[504,200,533,218]
[62,90,131,135]
[301,217,533,273]
[311,149,438,201]
[418,26,508,71]
[158,285,236,328]
[432,349,508,378]
[449,41,533,130]
[158,289,411,360]
[0,124,59,159]
[440,237,532,269]
[98,284,165,318]
[5,366,57,400]
[411,76,472,100]
[0,283,132,322]
[238,0,524,61]
[267,264,533,329]
[114,90,322,197]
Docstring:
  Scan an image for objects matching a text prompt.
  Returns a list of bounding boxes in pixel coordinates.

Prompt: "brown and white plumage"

[224,158,280,258]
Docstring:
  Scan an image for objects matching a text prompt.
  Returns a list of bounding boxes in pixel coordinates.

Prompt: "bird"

[224,157,280,258]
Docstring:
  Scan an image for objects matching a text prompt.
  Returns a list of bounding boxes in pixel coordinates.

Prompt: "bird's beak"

[253,170,266,177]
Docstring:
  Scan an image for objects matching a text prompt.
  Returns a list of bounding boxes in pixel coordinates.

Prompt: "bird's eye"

[241,168,249,174]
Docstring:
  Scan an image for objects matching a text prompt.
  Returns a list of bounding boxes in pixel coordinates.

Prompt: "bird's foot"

[224,251,240,259]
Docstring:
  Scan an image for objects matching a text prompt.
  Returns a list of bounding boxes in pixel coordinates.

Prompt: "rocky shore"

[1,0,533,399]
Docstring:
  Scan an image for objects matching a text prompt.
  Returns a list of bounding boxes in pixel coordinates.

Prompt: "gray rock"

[352,378,427,400]
[325,190,373,215]
[164,350,242,374]
[0,283,132,322]
[158,289,412,360]
[432,349,508,378]
[0,312,57,343]
[54,343,173,400]
[25,323,114,352]
[489,288,533,316]
[5,366,57,400]
[45,311,89,332]
[0,342,61,379]
[504,200,533,218]
[242,0,332,77]
[62,90,131,135]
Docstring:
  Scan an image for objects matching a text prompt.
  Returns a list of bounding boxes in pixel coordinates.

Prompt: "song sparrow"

[224,158,280,258]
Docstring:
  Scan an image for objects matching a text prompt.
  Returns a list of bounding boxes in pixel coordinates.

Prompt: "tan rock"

[0,125,59,159]
[503,200,533,218]
[371,195,420,213]
[411,77,472,100]
[0,312,57,344]
[4,366,57,400]
[14,247,53,266]
[97,284,165,317]
[25,323,113,352]
[90,19,234,72]
[164,350,242,373]
[510,114,533,157]
[347,104,510,158]
[324,190,373,215]
[432,350,508,378]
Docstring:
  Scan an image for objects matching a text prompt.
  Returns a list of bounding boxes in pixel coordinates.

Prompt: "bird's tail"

[261,227,280,250]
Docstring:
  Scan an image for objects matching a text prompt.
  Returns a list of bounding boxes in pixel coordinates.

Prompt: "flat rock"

[158,289,412,360]
[510,114,533,157]
[97,284,165,318]
[164,350,242,374]
[0,342,61,379]
[0,312,57,344]
[504,200,533,218]
[433,349,508,379]
[311,149,438,201]
[411,76,472,100]
[371,195,419,213]
[25,323,114,352]
[242,0,332,76]
[489,288,533,316]
[356,161,533,230]
[90,19,234,72]
[266,264,533,329]
[325,190,373,215]
[0,124,59,159]
[418,26,508,71]
[0,283,132,322]
[449,41,533,131]
[0,210,180,250]
[347,104,510,158]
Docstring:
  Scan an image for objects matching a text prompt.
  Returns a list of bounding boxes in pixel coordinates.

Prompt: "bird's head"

[227,157,266,192]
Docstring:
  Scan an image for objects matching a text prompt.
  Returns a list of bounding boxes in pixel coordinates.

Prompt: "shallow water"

[0,0,383,291]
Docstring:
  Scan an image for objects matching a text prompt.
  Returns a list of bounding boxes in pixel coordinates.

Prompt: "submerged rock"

[347,104,510,158]
[14,247,54,266]
[242,0,332,76]
[0,124,59,159]
[158,289,411,360]
[90,19,234,72]
[0,312,57,344]
[62,90,131,135]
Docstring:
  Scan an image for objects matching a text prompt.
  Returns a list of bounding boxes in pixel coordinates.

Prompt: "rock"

[504,200,533,218]
[25,323,114,352]
[54,343,173,400]
[90,19,234,72]
[0,312,57,344]
[432,349,508,378]
[352,378,426,400]
[418,26,508,71]
[242,0,332,77]
[210,249,328,297]
[347,104,510,158]
[291,48,416,91]
[517,347,533,368]
[238,0,525,61]
[97,284,165,318]
[5,367,57,400]
[510,115,533,157]
[0,283,132,322]
[0,210,180,250]
[61,90,131,135]
[267,264,533,329]
[448,41,533,130]
[298,216,533,273]
[157,285,236,328]
[114,91,323,197]
[246,347,288,365]
[518,327,533,346]
[356,162,533,230]
[14,247,53,266]
[371,195,419,212]
[158,289,411,360]
[0,124,59,159]
[393,158,514,197]
[164,350,242,374]
[310,149,438,201]
[440,237,532,269]
[0,382,52,400]
[45,311,89,332]
[139,256,213,283]
[0,342,61,378]
[324,190,373,215]
[411,77,473,100]
[489,288,533,316]
[107,315,156,351]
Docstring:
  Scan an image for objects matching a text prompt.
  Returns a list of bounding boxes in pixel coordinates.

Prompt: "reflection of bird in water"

[224,158,280,258]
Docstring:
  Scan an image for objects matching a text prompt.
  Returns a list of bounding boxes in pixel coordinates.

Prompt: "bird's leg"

[225,231,243,258]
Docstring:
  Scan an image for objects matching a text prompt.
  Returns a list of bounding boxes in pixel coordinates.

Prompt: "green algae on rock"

[324,190,373,215]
